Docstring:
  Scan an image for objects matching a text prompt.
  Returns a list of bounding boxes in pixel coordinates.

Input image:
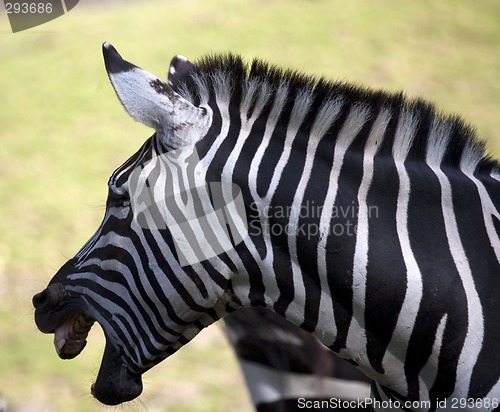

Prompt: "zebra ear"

[167,54,195,86]
[102,42,210,147]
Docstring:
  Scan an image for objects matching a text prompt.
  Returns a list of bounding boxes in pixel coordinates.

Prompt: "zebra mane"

[175,53,498,176]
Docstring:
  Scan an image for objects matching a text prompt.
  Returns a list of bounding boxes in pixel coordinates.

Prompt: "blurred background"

[1,0,499,410]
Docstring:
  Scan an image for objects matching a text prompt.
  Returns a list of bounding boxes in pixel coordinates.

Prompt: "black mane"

[175,53,498,176]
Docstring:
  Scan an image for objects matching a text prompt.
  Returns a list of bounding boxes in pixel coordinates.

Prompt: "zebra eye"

[107,187,130,207]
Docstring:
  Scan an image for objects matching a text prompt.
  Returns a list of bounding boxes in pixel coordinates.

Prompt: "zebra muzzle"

[54,311,95,359]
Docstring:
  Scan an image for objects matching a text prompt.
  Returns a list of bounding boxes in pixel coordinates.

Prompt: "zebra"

[32,42,500,411]
[225,307,370,411]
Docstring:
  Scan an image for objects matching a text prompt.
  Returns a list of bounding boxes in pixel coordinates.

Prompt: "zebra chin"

[91,339,143,405]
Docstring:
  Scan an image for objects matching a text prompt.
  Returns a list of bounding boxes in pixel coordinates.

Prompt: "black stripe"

[365,148,404,374]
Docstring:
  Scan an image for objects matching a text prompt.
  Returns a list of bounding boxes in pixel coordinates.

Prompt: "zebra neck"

[190,65,500,404]
[208,98,500,405]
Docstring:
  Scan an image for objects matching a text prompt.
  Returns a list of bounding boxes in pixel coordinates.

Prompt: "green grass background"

[1,0,499,410]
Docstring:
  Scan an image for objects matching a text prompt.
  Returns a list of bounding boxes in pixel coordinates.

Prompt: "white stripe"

[427,122,485,399]
[419,314,447,403]
[490,168,500,182]
[343,107,390,365]
[392,109,417,159]
[316,103,369,346]
[427,167,484,400]
[426,119,451,167]
[380,110,421,396]
[460,139,483,175]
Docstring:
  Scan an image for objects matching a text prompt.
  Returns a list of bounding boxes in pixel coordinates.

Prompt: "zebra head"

[32,44,239,405]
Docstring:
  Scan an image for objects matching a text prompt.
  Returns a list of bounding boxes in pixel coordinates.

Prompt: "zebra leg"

[224,308,371,411]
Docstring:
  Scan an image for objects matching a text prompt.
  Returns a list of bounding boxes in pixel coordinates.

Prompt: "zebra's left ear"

[102,42,210,148]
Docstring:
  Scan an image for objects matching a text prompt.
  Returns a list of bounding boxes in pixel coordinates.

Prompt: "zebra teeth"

[54,337,66,357]
[53,311,95,360]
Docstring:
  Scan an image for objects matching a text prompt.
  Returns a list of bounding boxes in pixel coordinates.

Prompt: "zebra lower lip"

[53,311,95,360]
[92,337,143,405]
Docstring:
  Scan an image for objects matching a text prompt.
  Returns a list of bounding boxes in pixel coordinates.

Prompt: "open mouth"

[32,283,97,360]
[53,311,95,359]
[33,282,143,405]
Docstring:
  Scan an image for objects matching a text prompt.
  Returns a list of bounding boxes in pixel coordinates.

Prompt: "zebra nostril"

[33,283,65,310]
[32,290,48,309]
